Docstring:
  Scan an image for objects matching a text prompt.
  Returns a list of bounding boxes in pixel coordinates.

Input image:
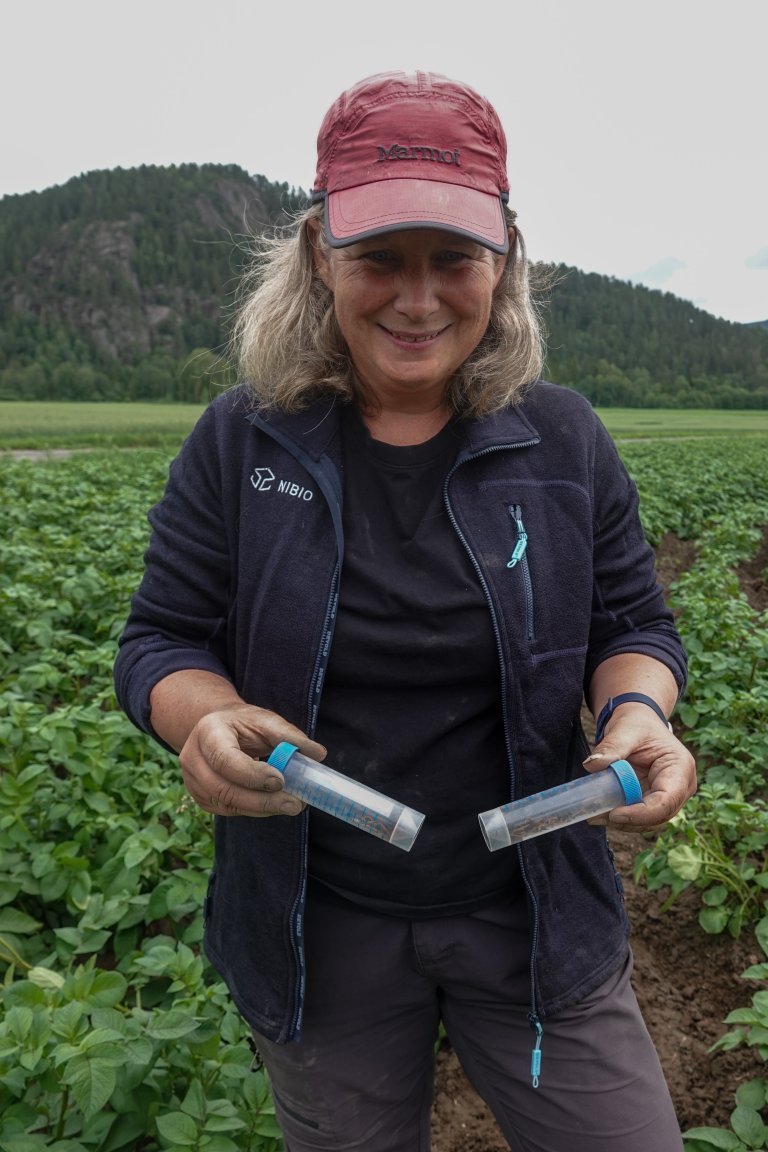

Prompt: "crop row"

[621,438,768,1152]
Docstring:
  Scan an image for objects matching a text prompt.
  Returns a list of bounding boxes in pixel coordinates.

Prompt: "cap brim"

[325,179,509,254]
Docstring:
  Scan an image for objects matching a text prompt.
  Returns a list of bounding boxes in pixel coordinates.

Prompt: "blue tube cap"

[609,759,642,805]
[267,742,299,773]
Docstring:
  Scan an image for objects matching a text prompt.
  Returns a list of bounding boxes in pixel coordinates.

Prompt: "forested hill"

[542,269,768,407]
[0,164,304,402]
[1,162,767,407]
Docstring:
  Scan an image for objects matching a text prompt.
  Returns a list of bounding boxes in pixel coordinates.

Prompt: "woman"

[115,71,696,1151]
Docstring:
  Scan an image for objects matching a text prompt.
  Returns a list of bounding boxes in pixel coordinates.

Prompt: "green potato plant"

[682,916,768,1151]
[1,435,768,1146]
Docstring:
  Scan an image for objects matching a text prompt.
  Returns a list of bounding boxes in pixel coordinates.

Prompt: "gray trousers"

[251,890,683,1151]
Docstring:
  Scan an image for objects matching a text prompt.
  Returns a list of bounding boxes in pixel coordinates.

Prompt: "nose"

[393,264,441,321]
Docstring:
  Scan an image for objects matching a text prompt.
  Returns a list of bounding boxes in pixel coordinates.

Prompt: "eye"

[360,249,397,265]
[435,249,472,266]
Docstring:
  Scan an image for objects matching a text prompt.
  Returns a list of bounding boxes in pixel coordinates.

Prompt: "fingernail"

[280,798,302,815]
[584,753,606,763]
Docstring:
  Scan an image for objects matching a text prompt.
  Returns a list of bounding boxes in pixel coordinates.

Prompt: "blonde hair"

[232,202,546,419]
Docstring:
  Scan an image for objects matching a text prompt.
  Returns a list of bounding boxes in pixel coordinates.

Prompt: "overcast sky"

[2,0,766,324]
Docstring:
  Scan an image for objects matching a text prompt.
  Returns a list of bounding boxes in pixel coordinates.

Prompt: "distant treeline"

[1,163,767,407]
[543,269,768,408]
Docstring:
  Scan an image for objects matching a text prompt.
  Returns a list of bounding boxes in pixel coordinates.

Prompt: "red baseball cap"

[311,71,511,254]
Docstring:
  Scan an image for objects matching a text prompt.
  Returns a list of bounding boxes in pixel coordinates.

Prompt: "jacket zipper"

[307,563,341,737]
[286,563,341,1041]
[443,444,544,1086]
[507,504,534,643]
[250,415,345,1043]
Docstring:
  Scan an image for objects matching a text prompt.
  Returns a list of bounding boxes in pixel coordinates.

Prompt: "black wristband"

[594,692,671,745]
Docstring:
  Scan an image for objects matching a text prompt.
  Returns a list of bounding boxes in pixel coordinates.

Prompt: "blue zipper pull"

[507,506,528,568]
[528,1013,543,1088]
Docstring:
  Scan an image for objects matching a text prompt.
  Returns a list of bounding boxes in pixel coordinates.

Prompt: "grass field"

[597,408,768,438]
[0,401,207,450]
[1,400,768,450]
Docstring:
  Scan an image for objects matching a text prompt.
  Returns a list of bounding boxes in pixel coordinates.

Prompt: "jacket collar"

[247,393,541,459]
[459,401,540,455]
[246,397,341,461]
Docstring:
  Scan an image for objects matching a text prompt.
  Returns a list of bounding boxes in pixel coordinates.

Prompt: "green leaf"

[78,1110,115,1148]
[62,1052,117,1118]
[711,1030,748,1053]
[682,1127,748,1150]
[3,981,46,1009]
[145,1011,201,1040]
[742,965,768,981]
[735,1080,767,1110]
[79,1027,126,1051]
[202,1114,247,1132]
[725,1009,762,1025]
[702,885,729,907]
[180,1078,206,1119]
[85,971,128,1008]
[206,1098,243,1118]
[755,917,768,957]
[155,1111,198,1146]
[89,1007,129,1035]
[4,1005,34,1040]
[252,1115,285,1139]
[700,906,731,934]
[0,909,42,935]
[0,1138,55,1152]
[51,1000,87,1039]
[27,966,65,991]
[198,1136,240,1152]
[121,1035,155,1067]
[0,880,21,906]
[730,1105,767,1148]
[55,926,112,954]
[100,1111,148,1152]
[668,844,703,881]
[677,703,699,728]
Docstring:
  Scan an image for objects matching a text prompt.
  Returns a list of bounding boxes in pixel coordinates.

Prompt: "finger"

[181,741,304,817]
[604,790,682,828]
[197,711,327,783]
[189,777,306,818]
[205,741,287,793]
[230,710,328,764]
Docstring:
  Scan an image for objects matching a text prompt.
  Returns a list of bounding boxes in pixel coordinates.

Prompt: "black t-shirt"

[311,404,521,916]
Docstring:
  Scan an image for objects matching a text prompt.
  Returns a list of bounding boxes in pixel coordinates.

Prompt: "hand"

[584,705,697,832]
[179,704,327,818]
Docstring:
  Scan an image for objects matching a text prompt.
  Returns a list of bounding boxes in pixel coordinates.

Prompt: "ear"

[307,219,335,292]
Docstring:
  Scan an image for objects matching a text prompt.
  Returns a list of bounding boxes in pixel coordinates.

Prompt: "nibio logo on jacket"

[250,467,314,502]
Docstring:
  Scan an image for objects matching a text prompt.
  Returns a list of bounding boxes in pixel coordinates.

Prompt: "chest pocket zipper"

[507,504,534,642]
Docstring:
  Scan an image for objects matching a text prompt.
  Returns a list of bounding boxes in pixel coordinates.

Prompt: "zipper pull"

[528,1013,543,1088]
[507,506,528,569]
[507,534,528,568]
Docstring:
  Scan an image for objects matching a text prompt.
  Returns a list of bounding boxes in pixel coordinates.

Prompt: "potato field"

[1,428,767,1152]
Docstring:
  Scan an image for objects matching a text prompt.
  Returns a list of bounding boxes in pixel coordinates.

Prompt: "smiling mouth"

[383,326,446,343]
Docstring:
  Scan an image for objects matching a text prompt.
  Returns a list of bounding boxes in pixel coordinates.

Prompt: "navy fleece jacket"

[115,380,686,1043]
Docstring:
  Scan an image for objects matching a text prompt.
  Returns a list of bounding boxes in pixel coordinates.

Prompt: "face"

[312,227,507,409]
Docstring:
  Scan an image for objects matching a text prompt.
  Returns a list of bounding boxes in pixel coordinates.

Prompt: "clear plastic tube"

[267,742,426,851]
[478,760,642,851]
